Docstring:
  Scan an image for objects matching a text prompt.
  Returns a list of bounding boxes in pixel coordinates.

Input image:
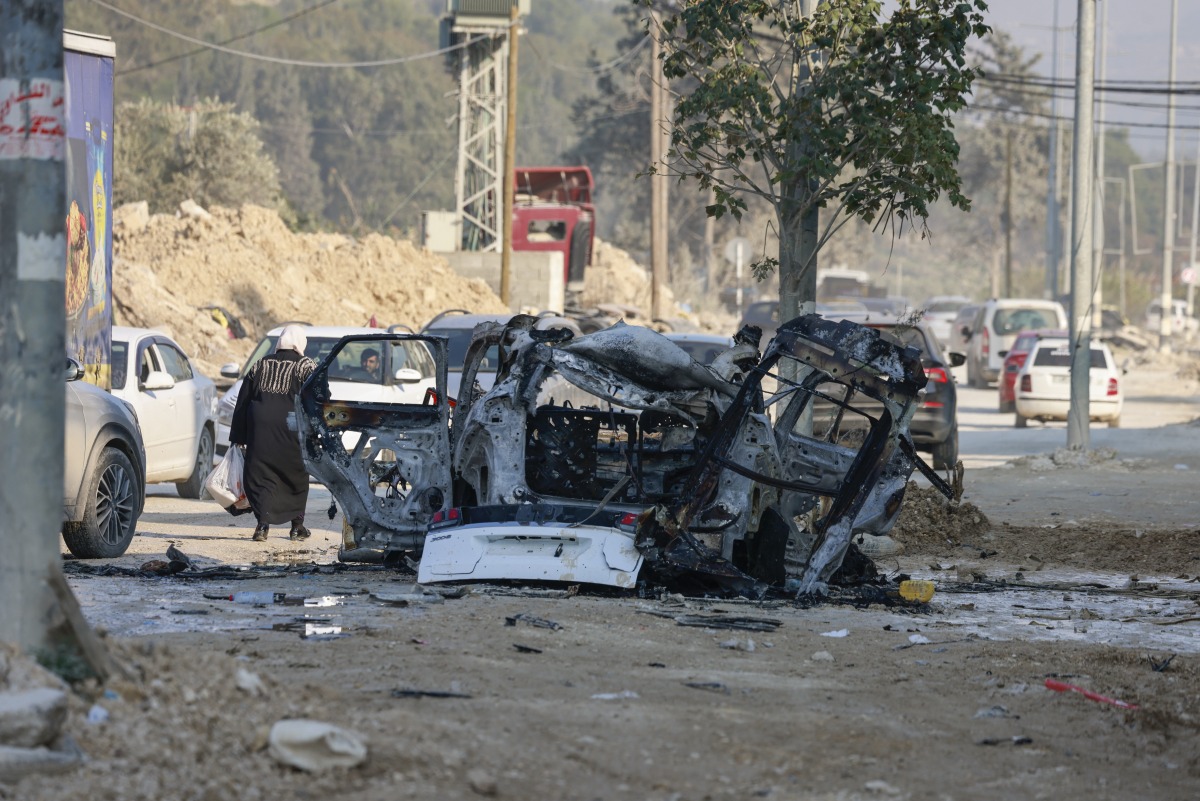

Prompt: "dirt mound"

[1004,447,1148,472]
[891,482,991,551]
[579,239,669,318]
[112,202,508,376]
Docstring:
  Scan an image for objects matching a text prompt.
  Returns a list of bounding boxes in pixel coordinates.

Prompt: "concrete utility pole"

[1067,0,1096,451]
[499,3,520,307]
[1159,0,1179,351]
[1188,133,1199,321]
[0,1,67,649]
[1091,0,1108,328]
[1005,129,1014,297]
[1045,0,1063,301]
[649,10,669,321]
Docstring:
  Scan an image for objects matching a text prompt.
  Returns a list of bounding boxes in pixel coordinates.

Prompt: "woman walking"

[230,325,316,542]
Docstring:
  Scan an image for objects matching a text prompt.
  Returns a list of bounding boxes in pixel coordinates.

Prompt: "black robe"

[229,350,316,525]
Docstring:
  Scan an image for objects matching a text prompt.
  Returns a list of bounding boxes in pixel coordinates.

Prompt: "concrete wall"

[439,250,565,313]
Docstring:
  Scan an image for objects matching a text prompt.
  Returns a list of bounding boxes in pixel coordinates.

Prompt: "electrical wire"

[86,0,504,68]
[525,34,651,75]
[966,102,1200,132]
[118,0,340,75]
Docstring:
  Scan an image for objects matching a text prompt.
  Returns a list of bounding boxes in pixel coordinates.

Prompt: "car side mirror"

[219,362,240,379]
[393,367,423,384]
[64,357,85,382]
[143,370,176,391]
[948,352,966,368]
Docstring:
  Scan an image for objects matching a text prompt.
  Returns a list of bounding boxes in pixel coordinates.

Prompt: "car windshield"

[1032,346,1108,369]
[243,335,435,382]
[994,308,1059,335]
[430,327,500,372]
[865,324,932,357]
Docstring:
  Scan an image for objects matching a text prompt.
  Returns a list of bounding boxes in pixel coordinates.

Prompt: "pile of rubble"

[111,201,508,376]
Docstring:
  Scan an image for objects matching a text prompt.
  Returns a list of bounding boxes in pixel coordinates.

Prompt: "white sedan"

[1013,337,1123,428]
[110,326,218,497]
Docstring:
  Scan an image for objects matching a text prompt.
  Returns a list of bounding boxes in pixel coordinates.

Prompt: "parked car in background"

[216,325,438,455]
[945,303,980,359]
[662,332,736,365]
[110,327,217,498]
[739,300,781,341]
[813,317,963,469]
[998,328,1068,413]
[963,299,1068,388]
[1013,337,1123,428]
[921,295,972,345]
[419,310,582,400]
[64,358,146,558]
[1144,298,1199,335]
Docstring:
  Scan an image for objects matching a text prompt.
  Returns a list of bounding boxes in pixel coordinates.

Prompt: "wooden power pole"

[650,10,669,322]
[499,3,520,308]
[0,1,67,650]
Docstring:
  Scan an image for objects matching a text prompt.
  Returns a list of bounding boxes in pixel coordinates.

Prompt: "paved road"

[951,363,1200,469]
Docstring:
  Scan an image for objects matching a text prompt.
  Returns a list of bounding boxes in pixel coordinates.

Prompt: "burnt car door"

[297,333,452,558]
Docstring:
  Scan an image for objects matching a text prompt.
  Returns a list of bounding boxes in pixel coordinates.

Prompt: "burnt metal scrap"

[297,314,947,597]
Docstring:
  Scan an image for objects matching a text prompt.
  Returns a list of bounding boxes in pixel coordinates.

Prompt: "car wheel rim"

[96,462,135,547]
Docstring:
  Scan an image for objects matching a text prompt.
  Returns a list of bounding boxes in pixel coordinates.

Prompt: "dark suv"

[812,318,962,469]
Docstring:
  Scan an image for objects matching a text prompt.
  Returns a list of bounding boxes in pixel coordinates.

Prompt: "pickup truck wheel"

[177,428,214,500]
[1108,416,1121,429]
[62,447,139,558]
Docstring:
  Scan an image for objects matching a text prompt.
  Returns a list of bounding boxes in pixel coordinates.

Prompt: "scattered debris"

[646,613,783,632]
[1148,654,1177,673]
[235,668,267,697]
[267,719,368,772]
[504,613,564,631]
[820,629,850,639]
[1044,678,1139,710]
[512,644,543,654]
[684,682,730,694]
[810,651,835,663]
[907,634,931,645]
[390,689,473,700]
[590,690,639,701]
[718,638,756,652]
[977,736,1033,746]
[973,705,1017,719]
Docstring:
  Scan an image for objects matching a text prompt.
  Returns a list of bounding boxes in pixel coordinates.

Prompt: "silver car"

[63,359,146,558]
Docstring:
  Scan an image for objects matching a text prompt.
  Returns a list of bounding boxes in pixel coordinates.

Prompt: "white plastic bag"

[205,446,249,512]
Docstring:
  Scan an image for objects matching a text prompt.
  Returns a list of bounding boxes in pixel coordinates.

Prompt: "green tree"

[114,98,282,212]
[654,0,990,319]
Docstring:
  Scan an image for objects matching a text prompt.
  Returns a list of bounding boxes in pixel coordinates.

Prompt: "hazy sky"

[981,0,1200,157]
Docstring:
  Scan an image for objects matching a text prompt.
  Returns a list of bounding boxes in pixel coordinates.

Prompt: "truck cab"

[512,166,595,294]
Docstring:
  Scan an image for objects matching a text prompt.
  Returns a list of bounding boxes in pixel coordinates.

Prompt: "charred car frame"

[297,315,950,596]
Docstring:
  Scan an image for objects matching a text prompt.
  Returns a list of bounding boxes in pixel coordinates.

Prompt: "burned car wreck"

[296,314,951,596]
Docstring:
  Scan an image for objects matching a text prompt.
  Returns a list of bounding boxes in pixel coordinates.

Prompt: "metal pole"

[735,240,744,318]
[649,10,668,321]
[1067,0,1096,451]
[1159,0,1179,350]
[1005,128,1014,297]
[0,1,67,650]
[499,4,519,307]
[1188,133,1199,324]
[1045,0,1062,300]
[1091,0,1107,328]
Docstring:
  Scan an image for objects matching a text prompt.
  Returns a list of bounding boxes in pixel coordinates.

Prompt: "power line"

[525,34,651,75]
[984,83,1200,115]
[118,0,340,75]
[86,0,497,68]
[979,71,1200,96]
[967,102,1200,131]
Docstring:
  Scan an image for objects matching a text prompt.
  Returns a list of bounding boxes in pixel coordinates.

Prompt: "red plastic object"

[1044,678,1139,710]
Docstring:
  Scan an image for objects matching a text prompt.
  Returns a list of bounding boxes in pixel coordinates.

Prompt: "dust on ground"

[111,202,508,377]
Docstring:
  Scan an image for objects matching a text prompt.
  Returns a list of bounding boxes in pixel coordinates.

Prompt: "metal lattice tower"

[442,2,526,252]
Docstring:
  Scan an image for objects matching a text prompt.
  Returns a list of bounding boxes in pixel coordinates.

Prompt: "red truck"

[512,166,595,295]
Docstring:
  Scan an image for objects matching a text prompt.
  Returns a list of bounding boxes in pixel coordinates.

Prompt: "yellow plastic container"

[898,579,935,603]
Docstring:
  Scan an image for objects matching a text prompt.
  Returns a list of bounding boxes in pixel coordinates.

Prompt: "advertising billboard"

[63,31,114,390]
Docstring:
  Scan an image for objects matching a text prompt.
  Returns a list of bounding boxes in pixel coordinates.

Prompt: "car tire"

[1108,416,1121,429]
[1014,412,1028,429]
[62,447,140,559]
[931,426,959,471]
[177,427,214,500]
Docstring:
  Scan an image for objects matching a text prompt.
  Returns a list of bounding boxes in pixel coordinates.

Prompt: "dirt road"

[9,356,1200,801]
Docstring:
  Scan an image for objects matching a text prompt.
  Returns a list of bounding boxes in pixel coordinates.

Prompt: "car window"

[1012,334,1037,353]
[138,345,160,385]
[111,341,128,390]
[993,308,1059,335]
[1032,345,1107,369]
[389,340,436,378]
[155,343,194,382]
[332,341,384,384]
